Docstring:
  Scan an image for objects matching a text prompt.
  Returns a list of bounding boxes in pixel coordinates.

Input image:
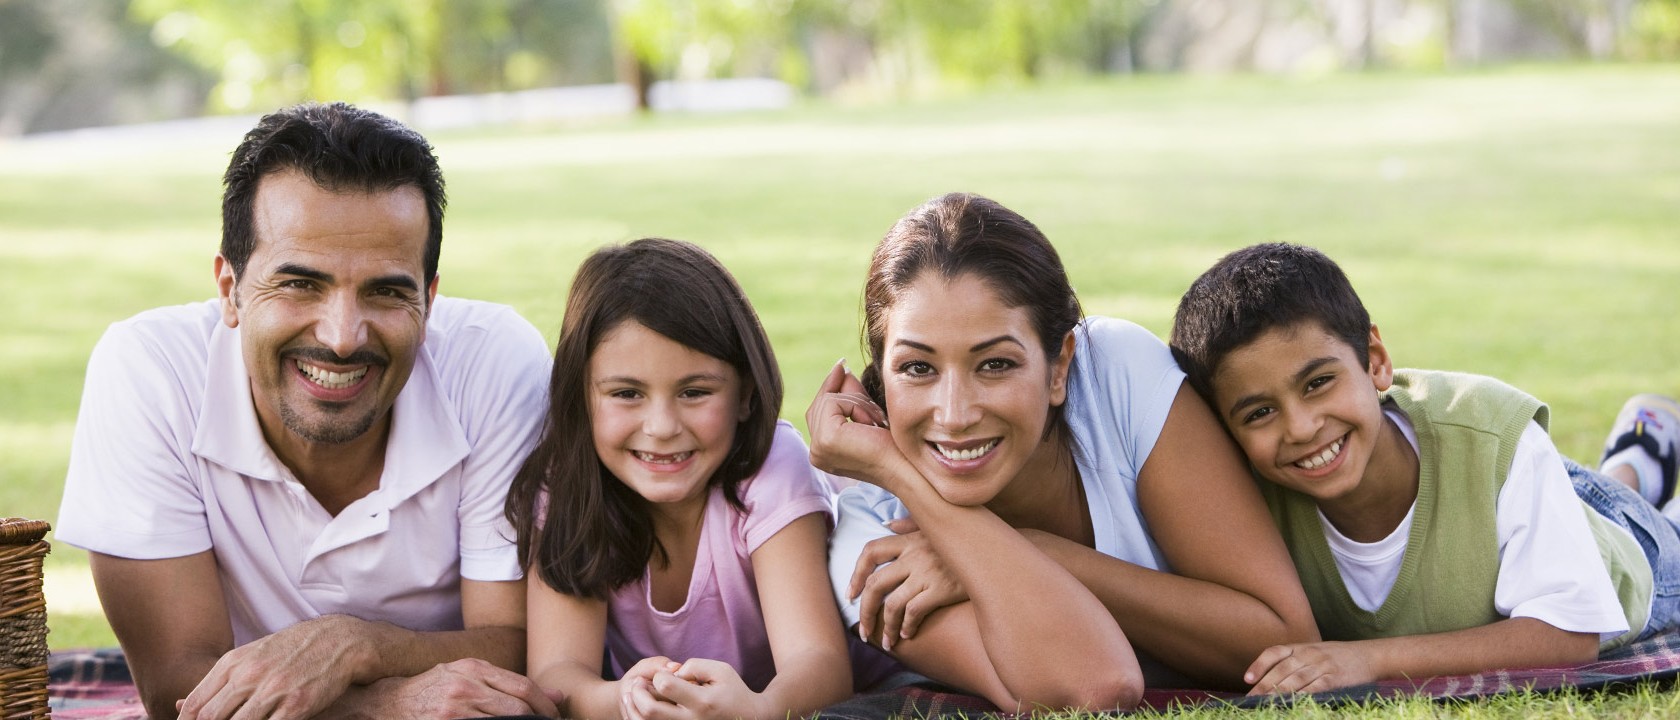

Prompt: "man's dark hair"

[221,102,446,282]
[1170,243,1371,403]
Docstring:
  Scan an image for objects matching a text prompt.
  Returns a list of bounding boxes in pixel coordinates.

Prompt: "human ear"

[1366,324,1394,391]
[424,272,440,319]
[738,383,754,422]
[213,254,240,329]
[1049,330,1076,406]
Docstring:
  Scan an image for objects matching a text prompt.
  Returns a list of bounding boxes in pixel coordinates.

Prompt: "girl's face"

[879,271,1072,507]
[588,320,749,512]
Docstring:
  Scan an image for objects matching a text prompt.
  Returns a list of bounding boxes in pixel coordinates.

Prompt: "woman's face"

[878,271,1072,507]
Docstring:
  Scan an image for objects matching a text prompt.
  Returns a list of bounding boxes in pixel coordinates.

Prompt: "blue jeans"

[1569,458,1680,639]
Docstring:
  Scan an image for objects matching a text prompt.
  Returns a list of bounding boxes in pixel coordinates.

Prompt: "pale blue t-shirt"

[826,316,1187,627]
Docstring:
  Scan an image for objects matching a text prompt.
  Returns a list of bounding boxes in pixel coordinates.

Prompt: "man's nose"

[315,292,369,358]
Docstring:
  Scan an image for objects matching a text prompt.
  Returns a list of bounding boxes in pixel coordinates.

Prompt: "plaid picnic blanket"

[820,628,1680,716]
[45,629,1680,718]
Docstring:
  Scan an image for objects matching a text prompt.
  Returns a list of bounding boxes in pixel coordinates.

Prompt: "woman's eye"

[979,358,1017,372]
[897,361,934,377]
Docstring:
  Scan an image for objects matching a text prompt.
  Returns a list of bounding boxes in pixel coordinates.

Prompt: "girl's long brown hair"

[506,238,783,599]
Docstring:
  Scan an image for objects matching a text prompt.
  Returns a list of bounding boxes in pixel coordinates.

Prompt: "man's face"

[216,169,436,457]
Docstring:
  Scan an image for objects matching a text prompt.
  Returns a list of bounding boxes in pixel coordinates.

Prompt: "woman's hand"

[805,360,899,487]
[849,518,967,651]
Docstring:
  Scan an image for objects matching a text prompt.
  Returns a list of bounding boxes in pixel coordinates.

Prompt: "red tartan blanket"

[818,628,1680,717]
[48,629,1680,718]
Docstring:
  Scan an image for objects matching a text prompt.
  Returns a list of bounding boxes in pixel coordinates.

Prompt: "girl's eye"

[1242,406,1274,425]
[896,361,934,377]
[609,389,641,400]
[678,388,714,399]
[979,358,1017,373]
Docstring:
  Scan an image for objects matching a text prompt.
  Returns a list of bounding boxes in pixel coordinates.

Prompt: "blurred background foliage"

[2,0,1678,136]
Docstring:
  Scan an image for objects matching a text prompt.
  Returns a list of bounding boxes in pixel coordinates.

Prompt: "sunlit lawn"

[3,64,1678,714]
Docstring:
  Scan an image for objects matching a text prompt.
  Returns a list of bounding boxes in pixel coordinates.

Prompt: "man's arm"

[323,578,556,720]
[89,551,233,720]
[171,578,547,720]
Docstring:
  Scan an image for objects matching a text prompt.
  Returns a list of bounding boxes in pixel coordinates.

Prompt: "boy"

[1169,243,1680,695]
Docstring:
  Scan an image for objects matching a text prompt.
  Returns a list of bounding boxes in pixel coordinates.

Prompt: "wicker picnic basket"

[0,518,50,720]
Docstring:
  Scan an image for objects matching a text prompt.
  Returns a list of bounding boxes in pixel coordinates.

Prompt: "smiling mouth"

[932,439,999,462]
[297,360,368,389]
[1294,436,1346,470]
[634,450,694,464]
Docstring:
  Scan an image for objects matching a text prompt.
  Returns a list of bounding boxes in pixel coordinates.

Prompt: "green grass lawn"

[4,63,1679,714]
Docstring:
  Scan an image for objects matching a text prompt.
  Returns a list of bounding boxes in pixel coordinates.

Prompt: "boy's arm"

[1245,617,1599,695]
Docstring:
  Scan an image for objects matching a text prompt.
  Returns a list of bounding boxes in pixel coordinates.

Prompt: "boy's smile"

[1210,322,1417,537]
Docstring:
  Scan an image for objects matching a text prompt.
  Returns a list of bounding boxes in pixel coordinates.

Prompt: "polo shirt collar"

[192,319,471,509]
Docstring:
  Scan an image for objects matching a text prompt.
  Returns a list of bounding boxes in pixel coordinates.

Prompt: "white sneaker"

[1601,394,1680,507]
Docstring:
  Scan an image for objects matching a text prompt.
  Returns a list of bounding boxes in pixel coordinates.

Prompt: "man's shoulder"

[93,299,223,370]
[419,296,551,397]
[425,296,544,345]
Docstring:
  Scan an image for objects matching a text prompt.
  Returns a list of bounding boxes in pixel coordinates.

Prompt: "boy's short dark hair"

[1170,242,1371,403]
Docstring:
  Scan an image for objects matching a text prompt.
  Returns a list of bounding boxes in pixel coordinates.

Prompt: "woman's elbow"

[1012,663,1144,713]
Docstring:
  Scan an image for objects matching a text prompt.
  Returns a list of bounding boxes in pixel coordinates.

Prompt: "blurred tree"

[1628,0,1680,56]
[128,0,613,112]
[0,0,212,136]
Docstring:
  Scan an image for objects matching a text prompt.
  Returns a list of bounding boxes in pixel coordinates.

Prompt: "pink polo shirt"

[56,298,550,645]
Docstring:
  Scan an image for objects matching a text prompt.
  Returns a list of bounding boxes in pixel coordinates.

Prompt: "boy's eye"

[896,361,934,377]
[1305,374,1334,392]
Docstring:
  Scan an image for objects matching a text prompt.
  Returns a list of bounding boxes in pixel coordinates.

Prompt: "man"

[56,102,558,719]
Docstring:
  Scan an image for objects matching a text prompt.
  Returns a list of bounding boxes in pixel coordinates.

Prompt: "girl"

[508,238,853,720]
[808,193,1319,711]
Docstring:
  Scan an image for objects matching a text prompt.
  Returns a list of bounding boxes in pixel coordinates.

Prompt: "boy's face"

[1208,321,1393,502]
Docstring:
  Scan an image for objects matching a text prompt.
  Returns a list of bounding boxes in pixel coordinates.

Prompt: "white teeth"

[634,451,693,464]
[934,440,998,462]
[1295,438,1344,470]
[297,360,367,389]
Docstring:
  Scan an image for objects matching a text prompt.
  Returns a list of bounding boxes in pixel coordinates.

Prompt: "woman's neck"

[987,424,1092,545]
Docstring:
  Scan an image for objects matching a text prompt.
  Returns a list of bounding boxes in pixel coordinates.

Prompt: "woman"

[807,193,1317,712]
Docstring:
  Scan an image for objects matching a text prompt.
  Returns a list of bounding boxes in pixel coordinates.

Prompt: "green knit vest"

[1264,369,1649,649]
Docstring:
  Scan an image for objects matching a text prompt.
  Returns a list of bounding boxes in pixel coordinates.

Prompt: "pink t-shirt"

[604,421,833,691]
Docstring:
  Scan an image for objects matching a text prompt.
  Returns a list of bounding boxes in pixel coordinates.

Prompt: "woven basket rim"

[0,518,50,545]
